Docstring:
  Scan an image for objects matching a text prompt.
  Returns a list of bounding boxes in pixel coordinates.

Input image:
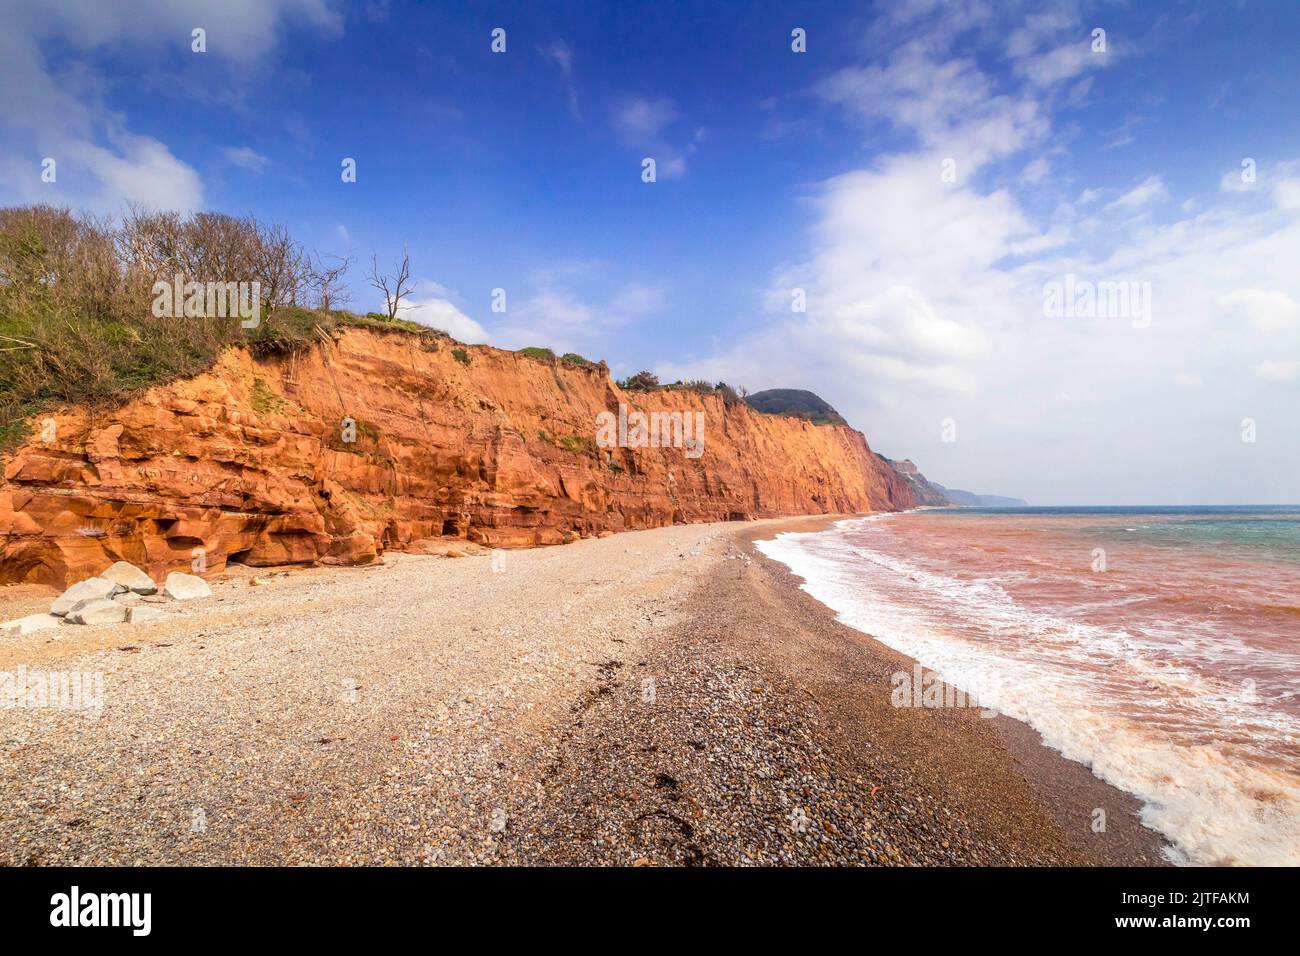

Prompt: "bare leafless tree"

[251,220,310,309]
[117,204,184,284]
[368,248,413,321]
[310,252,354,311]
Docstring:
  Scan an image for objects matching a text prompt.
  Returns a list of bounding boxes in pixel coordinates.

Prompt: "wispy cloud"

[1104,175,1168,211]
[222,146,269,174]
[611,96,692,179]
[541,39,580,119]
[612,97,678,142]
[488,267,668,354]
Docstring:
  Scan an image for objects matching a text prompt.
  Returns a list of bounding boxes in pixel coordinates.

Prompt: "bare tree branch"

[367,247,413,321]
[310,251,354,311]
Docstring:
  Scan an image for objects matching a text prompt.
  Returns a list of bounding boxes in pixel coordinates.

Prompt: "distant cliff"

[744,403,1027,509]
[745,389,848,426]
[0,328,917,586]
[876,455,951,506]
[876,457,1027,508]
[936,487,1028,507]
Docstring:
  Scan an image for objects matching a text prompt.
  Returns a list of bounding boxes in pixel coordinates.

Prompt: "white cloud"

[540,39,579,119]
[1255,360,1299,382]
[70,134,205,210]
[610,281,668,317]
[1021,157,1051,185]
[1006,10,1111,89]
[612,97,678,143]
[820,42,1048,172]
[656,155,687,180]
[0,0,343,212]
[4,0,343,63]
[611,96,691,179]
[661,157,1021,399]
[1220,161,1300,208]
[1217,289,1300,333]
[1015,41,1099,87]
[222,146,269,174]
[662,17,1300,504]
[1275,178,1300,211]
[1005,9,1078,59]
[488,274,667,354]
[1104,175,1168,211]
[501,289,597,349]
[1221,168,1255,193]
[402,282,488,344]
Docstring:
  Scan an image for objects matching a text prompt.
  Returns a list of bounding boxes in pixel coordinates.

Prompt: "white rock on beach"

[51,576,121,616]
[127,605,169,623]
[65,598,129,626]
[162,571,213,601]
[0,613,62,636]
[102,560,157,594]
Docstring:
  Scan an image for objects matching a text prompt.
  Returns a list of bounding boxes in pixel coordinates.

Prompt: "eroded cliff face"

[879,455,951,506]
[1,328,915,585]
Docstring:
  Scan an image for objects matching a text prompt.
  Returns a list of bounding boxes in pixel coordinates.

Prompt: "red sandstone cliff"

[0,328,915,586]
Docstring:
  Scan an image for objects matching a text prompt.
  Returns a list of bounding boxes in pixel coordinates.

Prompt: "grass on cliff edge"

[0,301,613,453]
[0,301,451,453]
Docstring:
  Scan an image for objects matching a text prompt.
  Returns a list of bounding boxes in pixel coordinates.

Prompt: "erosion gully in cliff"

[0,327,917,586]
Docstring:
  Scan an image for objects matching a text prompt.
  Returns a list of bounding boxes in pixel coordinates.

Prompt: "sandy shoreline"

[0,516,1169,865]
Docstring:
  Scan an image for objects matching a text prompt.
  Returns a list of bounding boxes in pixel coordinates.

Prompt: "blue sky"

[2,0,1299,503]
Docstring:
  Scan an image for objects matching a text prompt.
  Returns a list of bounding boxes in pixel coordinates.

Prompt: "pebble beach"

[0,518,1169,866]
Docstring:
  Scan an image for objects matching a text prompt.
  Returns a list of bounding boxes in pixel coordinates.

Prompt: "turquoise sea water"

[928,504,1300,564]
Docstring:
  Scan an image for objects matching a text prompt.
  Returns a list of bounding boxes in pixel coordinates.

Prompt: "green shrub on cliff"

[559,352,600,370]
[617,370,659,391]
[558,434,597,456]
[250,377,287,414]
[0,204,449,452]
[745,388,847,425]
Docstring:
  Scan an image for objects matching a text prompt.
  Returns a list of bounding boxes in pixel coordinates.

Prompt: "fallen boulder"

[162,572,213,601]
[127,605,169,623]
[102,561,158,594]
[51,576,121,616]
[1,613,62,636]
[66,598,129,626]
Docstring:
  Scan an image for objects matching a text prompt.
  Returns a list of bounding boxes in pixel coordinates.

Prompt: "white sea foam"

[757,519,1300,866]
